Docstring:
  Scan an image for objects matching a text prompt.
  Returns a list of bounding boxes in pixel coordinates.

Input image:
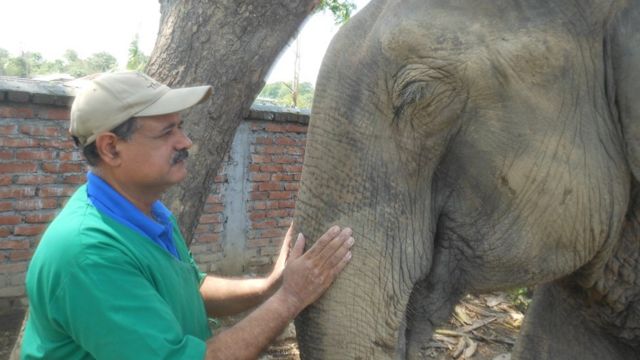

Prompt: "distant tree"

[257,81,315,109]
[3,55,28,77]
[85,52,118,73]
[318,0,356,24]
[127,34,149,71]
[0,48,10,75]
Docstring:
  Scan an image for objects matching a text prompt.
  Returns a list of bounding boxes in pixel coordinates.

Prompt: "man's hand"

[279,225,354,310]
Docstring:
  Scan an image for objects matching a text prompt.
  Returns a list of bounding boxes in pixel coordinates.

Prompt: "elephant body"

[293,0,640,358]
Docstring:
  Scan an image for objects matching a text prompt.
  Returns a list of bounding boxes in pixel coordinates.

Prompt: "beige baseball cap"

[70,71,212,146]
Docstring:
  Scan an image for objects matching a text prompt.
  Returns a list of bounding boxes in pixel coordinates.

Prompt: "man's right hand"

[279,226,354,311]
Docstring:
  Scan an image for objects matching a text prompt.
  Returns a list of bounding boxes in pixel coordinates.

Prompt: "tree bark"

[10,0,319,357]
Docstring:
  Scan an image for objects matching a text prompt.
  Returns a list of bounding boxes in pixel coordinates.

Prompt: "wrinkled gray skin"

[292,0,640,359]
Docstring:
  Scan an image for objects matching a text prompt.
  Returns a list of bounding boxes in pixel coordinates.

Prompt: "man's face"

[115,112,192,192]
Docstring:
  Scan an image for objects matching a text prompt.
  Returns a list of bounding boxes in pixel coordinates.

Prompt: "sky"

[0,0,371,84]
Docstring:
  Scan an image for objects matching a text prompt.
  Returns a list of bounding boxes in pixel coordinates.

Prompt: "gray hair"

[72,117,139,167]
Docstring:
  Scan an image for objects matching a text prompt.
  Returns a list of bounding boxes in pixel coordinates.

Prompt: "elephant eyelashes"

[391,65,462,131]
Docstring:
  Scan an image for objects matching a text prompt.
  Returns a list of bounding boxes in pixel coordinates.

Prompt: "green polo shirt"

[22,185,211,359]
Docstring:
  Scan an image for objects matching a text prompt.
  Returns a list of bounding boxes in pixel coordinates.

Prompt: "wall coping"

[0,77,310,124]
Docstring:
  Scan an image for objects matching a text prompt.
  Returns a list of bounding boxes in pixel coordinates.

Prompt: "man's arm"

[203,225,354,360]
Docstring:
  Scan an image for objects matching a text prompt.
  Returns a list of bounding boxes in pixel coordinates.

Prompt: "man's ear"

[94,133,121,166]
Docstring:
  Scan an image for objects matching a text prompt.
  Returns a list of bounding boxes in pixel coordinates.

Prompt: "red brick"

[42,162,86,173]
[25,213,55,223]
[0,262,28,273]
[258,182,282,191]
[16,149,57,160]
[0,240,30,250]
[15,175,57,185]
[0,106,33,118]
[46,108,70,120]
[9,250,33,261]
[283,165,303,173]
[194,225,210,234]
[284,183,300,191]
[267,209,291,218]
[206,195,223,204]
[277,200,296,209]
[269,191,292,200]
[271,174,293,181]
[255,136,273,145]
[258,228,287,238]
[249,212,267,221]
[0,150,14,160]
[260,165,284,173]
[251,173,271,182]
[195,233,220,243]
[260,145,287,154]
[265,123,287,133]
[0,227,11,237]
[272,155,298,164]
[58,151,83,161]
[199,214,222,224]
[251,154,271,163]
[250,192,268,201]
[0,138,38,147]
[0,125,17,135]
[274,137,297,145]
[0,202,13,211]
[14,224,46,236]
[250,201,268,210]
[39,186,75,197]
[0,176,12,186]
[286,146,304,155]
[0,215,21,225]
[0,162,37,174]
[19,125,61,137]
[63,175,86,184]
[39,139,75,149]
[213,174,227,183]
[249,164,261,172]
[0,187,36,199]
[285,124,308,133]
[203,203,224,213]
[14,198,58,211]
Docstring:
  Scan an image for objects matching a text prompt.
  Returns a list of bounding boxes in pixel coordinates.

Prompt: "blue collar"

[86,172,179,259]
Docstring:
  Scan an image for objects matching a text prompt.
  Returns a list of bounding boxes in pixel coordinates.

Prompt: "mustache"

[171,149,189,165]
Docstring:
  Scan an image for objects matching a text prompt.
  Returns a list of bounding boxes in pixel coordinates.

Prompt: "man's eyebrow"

[161,120,183,132]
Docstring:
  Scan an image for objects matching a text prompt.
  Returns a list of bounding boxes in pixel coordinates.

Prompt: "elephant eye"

[391,63,463,127]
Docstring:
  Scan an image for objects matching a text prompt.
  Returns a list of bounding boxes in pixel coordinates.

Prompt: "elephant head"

[293,0,640,359]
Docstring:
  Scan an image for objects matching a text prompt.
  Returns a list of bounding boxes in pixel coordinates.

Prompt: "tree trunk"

[149,0,320,246]
[10,0,319,357]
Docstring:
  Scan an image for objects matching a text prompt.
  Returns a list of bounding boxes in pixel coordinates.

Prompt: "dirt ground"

[1,291,526,360]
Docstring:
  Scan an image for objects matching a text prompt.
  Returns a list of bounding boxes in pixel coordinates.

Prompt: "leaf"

[463,338,477,358]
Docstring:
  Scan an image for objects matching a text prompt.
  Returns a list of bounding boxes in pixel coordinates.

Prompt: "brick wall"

[0,77,309,313]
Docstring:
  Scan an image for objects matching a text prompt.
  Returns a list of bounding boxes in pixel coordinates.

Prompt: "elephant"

[292,0,640,359]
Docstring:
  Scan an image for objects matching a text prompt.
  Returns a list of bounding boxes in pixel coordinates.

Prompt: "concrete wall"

[0,77,309,313]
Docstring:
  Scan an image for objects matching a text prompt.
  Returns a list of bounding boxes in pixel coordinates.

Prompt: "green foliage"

[0,48,119,78]
[318,0,356,24]
[257,81,315,109]
[507,287,532,313]
[127,34,149,72]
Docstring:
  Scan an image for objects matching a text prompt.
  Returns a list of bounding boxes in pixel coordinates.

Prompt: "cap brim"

[136,85,212,117]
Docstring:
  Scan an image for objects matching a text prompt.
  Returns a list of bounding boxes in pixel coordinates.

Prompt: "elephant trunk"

[293,110,437,358]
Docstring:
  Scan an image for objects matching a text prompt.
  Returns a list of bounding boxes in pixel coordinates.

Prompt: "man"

[22,71,354,359]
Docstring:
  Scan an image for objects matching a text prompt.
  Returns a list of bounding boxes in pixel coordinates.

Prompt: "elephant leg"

[404,281,463,359]
[404,246,466,360]
[513,282,637,360]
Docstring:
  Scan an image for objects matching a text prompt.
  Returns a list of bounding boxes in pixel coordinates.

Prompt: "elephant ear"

[610,2,640,182]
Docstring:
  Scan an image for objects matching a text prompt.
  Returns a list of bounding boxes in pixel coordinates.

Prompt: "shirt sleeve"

[49,248,207,360]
